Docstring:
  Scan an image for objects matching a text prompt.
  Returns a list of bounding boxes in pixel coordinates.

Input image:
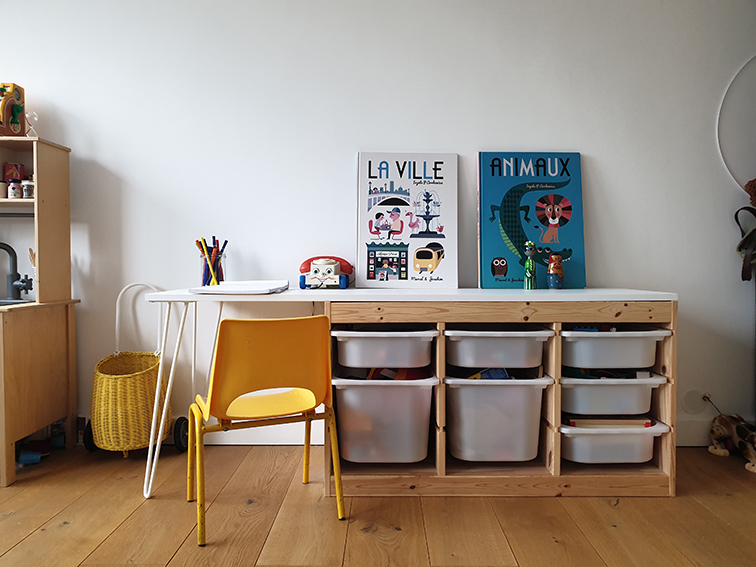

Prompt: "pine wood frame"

[323,299,677,497]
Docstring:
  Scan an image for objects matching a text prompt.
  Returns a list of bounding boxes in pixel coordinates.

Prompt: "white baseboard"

[677,416,714,446]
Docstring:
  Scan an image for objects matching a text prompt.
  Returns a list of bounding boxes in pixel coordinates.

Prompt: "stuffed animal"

[708,414,756,473]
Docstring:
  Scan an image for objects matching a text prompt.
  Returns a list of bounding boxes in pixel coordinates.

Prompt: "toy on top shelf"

[547,252,564,289]
[523,241,537,289]
[299,256,354,289]
[0,83,25,137]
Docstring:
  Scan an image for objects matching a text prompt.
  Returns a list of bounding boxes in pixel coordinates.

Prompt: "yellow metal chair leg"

[187,406,197,502]
[196,418,206,546]
[303,416,312,484]
[327,409,345,520]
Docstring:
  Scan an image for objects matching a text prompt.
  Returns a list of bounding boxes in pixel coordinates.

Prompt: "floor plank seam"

[556,497,611,567]
[0,456,133,563]
[485,497,518,567]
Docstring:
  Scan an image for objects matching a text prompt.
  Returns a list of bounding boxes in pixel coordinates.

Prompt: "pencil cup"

[200,253,226,286]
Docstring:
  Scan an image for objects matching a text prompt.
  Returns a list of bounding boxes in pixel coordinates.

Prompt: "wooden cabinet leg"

[1,439,16,487]
[66,304,78,449]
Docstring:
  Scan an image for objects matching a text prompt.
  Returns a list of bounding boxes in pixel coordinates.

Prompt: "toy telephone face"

[308,259,341,286]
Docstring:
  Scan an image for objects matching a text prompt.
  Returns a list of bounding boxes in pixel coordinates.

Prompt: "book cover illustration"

[478,152,586,289]
[356,152,458,288]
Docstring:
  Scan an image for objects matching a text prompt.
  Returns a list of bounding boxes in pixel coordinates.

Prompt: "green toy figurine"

[524,240,537,289]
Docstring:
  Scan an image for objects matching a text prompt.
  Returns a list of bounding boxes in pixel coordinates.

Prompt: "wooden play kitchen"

[0,137,78,487]
[321,289,677,497]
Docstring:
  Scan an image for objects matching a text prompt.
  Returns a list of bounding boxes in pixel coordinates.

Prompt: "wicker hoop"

[91,351,171,451]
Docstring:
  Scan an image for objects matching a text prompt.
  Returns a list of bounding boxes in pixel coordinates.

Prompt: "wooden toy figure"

[547,252,564,289]
[0,83,25,137]
[523,240,537,289]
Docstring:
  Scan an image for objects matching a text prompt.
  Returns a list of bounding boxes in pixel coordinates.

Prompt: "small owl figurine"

[491,257,508,277]
[547,253,564,289]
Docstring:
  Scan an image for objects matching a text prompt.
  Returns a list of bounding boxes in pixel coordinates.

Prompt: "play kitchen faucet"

[0,242,33,301]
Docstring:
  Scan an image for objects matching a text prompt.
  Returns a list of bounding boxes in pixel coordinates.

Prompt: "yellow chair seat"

[226,387,317,419]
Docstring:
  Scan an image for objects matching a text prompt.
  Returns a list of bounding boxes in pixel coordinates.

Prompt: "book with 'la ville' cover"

[478,152,586,289]
[356,152,458,288]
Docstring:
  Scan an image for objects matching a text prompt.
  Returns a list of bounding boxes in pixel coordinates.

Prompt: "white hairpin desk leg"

[143,301,190,499]
[191,302,198,395]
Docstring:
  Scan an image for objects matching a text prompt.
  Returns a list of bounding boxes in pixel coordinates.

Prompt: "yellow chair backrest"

[205,315,332,421]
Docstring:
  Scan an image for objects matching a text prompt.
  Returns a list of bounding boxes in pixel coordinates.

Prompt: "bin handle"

[114,282,162,356]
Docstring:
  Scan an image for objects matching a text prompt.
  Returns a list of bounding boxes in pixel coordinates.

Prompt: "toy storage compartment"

[331,324,438,368]
[332,374,439,463]
[444,324,555,368]
[561,326,671,368]
[560,419,670,464]
[444,375,553,462]
[561,375,666,415]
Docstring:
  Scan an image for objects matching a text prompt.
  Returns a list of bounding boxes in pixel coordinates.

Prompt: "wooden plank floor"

[1,446,755,567]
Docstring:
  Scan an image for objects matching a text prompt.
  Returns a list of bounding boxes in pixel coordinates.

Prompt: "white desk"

[142,287,677,498]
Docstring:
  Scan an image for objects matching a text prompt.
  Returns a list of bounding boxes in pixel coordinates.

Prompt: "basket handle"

[115,283,162,356]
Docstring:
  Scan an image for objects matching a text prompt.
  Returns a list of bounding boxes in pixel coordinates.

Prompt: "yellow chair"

[187,315,345,546]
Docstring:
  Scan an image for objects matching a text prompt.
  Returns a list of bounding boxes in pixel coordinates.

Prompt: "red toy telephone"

[299,256,354,289]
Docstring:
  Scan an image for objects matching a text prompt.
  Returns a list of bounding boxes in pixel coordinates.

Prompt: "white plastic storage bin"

[331,329,438,368]
[444,377,553,461]
[561,375,667,415]
[332,376,439,463]
[561,329,671,368]
[445,328,554,368]
[560,419,670,463]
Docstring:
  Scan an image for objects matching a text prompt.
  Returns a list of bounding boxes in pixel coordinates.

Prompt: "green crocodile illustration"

[489,180,574,267]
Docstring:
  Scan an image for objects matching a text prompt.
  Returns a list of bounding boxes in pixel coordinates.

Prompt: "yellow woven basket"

[90,283,170,454]
[91,351,171,452]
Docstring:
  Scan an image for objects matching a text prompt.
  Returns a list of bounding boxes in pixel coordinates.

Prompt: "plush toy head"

[708,414,756,473]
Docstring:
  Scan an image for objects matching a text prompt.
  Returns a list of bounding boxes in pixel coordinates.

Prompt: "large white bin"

[445,377,553,461]
[332,377,439,463]
[331,329,438,368]
[561,329,671,368]
[560,420,670,463]
[561,375,667,415]
[445,329,554,368]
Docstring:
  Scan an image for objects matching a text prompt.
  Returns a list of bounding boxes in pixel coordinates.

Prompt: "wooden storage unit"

[0,137,78,487]
[323,293,676,497]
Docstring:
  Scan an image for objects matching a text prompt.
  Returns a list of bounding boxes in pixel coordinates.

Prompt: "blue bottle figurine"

[547,252,564,289]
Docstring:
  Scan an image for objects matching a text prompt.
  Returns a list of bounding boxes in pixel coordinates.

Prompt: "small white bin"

[445,377,553,461]
[560,419,670,463]
[561,329,671,368]
[332,377,439,463]
[331,329,438,368]
[445,328,554,368]
[561,375,667,415]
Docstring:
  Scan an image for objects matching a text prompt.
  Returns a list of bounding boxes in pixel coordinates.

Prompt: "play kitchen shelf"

[0,137,78,487]
[319,289,677,497]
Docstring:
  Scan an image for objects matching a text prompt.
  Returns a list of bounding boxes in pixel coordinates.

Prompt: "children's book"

[478,152,586,289]
[356,152,458,288]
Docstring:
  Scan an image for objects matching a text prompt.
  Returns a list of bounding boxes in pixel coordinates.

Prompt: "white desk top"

[146,286,677,303]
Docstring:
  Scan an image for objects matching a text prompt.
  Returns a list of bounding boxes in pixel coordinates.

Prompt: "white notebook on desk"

[188,280,289,295]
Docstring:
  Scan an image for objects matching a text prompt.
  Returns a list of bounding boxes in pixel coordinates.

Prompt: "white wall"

[4,0,756,445]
